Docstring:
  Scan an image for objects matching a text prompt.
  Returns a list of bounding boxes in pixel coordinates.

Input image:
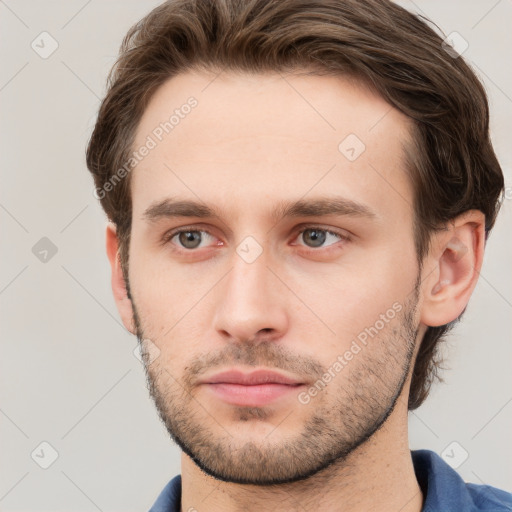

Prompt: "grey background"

[0,0,511,510]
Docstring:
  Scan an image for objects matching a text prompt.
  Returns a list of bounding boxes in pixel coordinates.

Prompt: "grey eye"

[178,231,202,249]
[302,228,327,247]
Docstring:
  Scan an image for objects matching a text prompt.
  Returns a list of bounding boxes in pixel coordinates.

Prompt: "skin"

[106,70,485,512]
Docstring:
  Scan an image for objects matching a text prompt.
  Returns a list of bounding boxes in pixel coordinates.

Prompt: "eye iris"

[303,229,326,247]
[179,231,201,249]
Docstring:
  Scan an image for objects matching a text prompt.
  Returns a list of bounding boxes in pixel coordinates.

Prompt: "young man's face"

[119,71,427,484]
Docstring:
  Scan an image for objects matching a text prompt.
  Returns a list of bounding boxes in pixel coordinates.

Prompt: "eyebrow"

[142,195,377,224]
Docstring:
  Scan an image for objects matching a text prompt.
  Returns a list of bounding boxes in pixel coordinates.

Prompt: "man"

[86,0,511,510]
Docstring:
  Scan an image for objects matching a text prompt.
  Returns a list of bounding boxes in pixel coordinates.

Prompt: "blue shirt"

[149,449,512,511]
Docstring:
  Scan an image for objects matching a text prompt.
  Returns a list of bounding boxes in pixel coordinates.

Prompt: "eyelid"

[160,224,218,247]
[289,224,351,250]
[291,223,352,239]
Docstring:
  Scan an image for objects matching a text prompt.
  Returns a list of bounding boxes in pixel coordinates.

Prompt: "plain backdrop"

[1,1,511,510]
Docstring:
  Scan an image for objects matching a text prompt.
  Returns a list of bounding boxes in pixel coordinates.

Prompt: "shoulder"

[148,474,182,512]
[412,449,512,512]
[465,482,512,511]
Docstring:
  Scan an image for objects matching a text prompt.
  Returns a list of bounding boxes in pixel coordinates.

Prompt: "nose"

[212,247,289,344]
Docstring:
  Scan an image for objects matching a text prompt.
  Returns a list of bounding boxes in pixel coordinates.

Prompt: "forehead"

[130,70,414,224]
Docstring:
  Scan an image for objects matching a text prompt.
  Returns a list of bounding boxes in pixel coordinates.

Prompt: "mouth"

[199,369,305,407]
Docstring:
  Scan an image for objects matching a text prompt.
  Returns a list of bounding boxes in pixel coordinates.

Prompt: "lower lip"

[204,383,303,407]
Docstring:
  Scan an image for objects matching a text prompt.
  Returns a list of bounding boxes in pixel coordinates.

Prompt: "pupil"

[304,229,325,247]
[179,231,201,249]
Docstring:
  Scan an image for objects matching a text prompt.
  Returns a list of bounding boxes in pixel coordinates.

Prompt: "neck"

[180,398,423,512]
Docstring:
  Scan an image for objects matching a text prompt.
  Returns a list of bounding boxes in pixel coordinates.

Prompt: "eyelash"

[161,225,351,252]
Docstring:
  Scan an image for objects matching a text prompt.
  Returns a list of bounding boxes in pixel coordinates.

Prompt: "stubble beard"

[131,288,419,486]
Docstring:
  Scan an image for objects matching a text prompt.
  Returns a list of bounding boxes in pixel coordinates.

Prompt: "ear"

[420,210,485,327]
[105,223,136,334]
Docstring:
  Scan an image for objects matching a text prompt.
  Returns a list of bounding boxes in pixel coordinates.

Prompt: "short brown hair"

[86,0,504,410]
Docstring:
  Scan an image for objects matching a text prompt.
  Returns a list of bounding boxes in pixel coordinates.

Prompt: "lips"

[201,369,303,386]
[198,369,305,406]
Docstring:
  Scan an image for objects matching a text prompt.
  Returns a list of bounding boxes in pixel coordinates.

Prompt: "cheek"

[129,237,203,316]
[128,246,215,355]
[301,247,417,340]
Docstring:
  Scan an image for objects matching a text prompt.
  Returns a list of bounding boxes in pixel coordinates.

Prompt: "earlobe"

[105,223,136,334]
[420,211,485,327]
